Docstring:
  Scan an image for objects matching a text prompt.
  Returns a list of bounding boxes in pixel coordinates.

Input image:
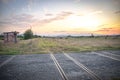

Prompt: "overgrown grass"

[0,37,120,54]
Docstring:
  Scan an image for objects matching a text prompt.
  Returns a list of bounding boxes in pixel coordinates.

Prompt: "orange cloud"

[95,27,120,35]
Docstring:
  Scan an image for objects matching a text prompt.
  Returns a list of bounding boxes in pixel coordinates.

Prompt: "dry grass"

[0,37,120,54]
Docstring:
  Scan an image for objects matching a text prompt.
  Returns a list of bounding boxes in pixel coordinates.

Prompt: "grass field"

[0,37,120,55]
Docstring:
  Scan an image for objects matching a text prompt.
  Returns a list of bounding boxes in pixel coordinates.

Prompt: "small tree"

[91,33,94,38]
[24,29,33,40]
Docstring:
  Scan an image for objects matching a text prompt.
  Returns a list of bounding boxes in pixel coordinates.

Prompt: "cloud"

[76,10,103,17]
[0,11,73,30]
[26,0,34,11]
[0,0,16,4]
[13,14,34,22]
[74,0,80,2]
[45,13,53,16]
[97,28,113,32]
[98,24,108,27]
[95,27,120,34]
[35,11,73,25]
[54,31,67,33]
[0,13,35,27]
[89,11,103,15]
[43,7,49,14]
[29,0,33,6]
[1,0,9,4]
[56,11,73,19]
[58,11,73,17]
[27,5,31,11]
[115,10,120,14]
[113,0,120,4]
[0,13,35,33]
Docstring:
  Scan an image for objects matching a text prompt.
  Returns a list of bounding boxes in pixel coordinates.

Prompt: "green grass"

[0,37,120,54]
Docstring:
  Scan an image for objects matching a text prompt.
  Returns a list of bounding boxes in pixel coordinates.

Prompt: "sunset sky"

[0,0,120,36]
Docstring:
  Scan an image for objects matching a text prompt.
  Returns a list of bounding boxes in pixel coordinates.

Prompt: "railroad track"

[0,55,16,68]
[92,51,120,61]
[101,51,120,57]
[50,53,68,80]
[50,52,102,80]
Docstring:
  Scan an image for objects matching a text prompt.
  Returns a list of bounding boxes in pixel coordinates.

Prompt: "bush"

[24,29,33,40]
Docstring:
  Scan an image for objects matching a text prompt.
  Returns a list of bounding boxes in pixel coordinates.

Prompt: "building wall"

[4,32,18,43]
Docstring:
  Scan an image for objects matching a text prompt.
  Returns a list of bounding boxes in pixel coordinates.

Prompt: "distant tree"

[67,35,72,37]
[18,35,24,40]
[91,33,94,38]
[105,35,108,39]
[33,35,41,38]
[24,29,33,40]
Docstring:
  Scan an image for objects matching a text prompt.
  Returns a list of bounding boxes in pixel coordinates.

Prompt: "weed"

[0,37,120,54]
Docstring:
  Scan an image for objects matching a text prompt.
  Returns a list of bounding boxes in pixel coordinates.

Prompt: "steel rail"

[101,51,120,57]
[92,52,120,61]
[63,53,102,80]
[50,53,69,80]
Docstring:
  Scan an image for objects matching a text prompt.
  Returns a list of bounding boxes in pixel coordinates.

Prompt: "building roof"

[3,31,19,34]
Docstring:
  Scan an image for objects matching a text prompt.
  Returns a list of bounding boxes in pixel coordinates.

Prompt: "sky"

[0,0,120,36]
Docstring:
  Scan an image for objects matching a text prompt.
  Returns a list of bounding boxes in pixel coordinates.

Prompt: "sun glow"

[66,15,101,30]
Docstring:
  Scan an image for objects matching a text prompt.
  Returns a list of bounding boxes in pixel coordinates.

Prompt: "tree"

[24,29,33,40]
[91,33,94,38]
